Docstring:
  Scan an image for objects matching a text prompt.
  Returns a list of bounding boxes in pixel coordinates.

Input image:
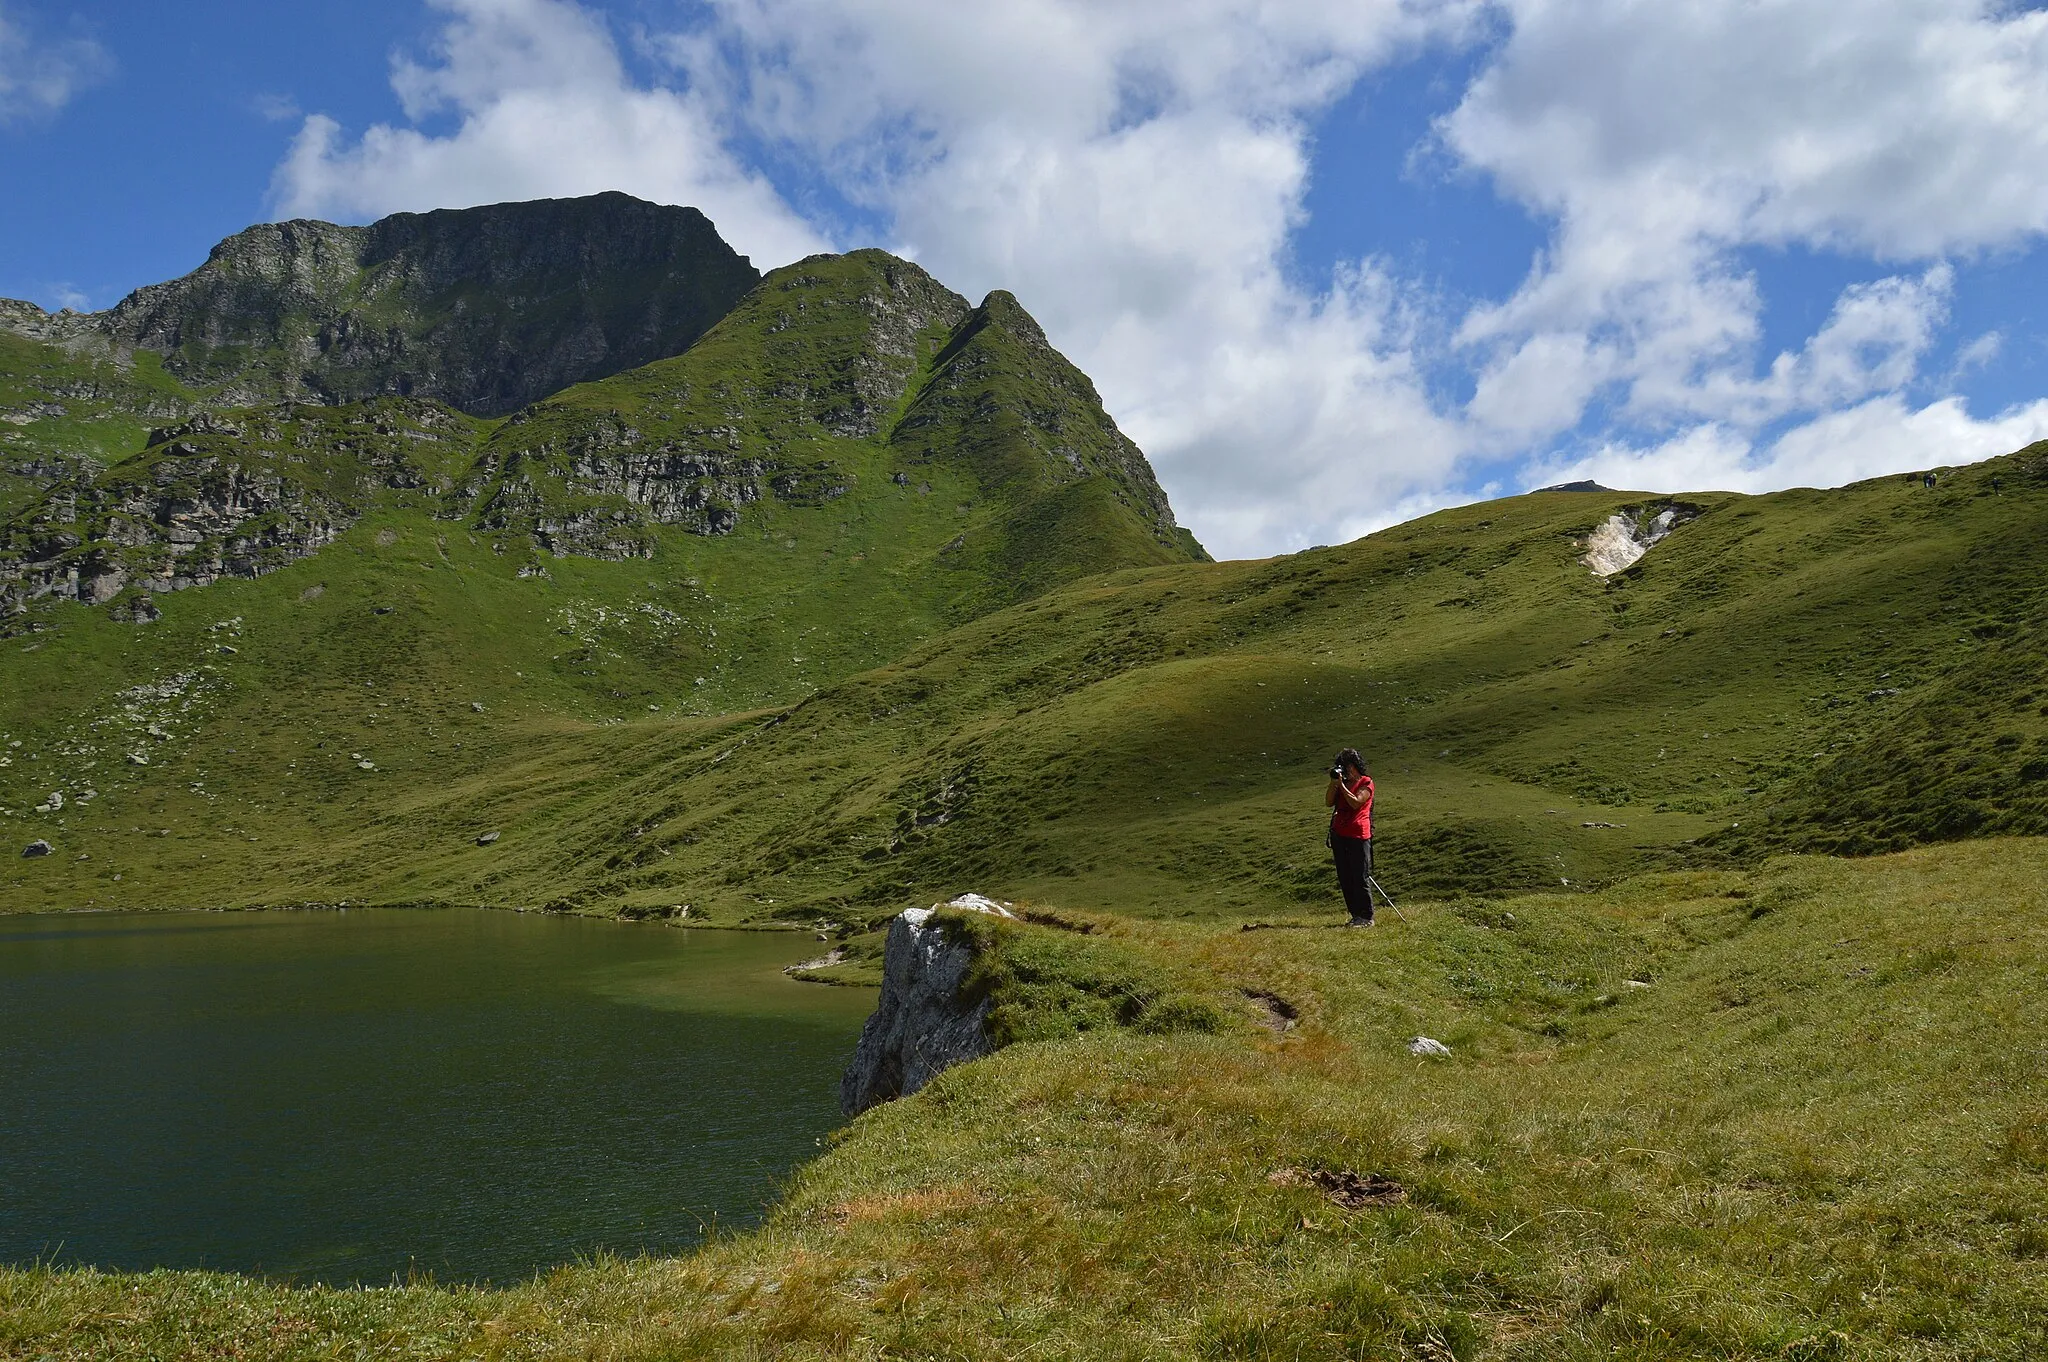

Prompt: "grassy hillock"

[7,838,2043,1358]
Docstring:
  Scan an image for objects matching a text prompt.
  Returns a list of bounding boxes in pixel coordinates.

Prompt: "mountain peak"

[9,193,761,417]
[977,289,1048,346]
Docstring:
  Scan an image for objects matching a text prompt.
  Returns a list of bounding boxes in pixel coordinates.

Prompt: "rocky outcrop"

[0,398,471,619]
[1581,504,1698,576]
[0,193,760,417]
[841,894,1016,1116]
[459,251,959,555]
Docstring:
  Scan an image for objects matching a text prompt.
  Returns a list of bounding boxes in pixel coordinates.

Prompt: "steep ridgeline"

[466,250,1202,577]
[0,193,759,417]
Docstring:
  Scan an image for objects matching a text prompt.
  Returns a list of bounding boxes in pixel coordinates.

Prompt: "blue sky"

[6,0,2048,559]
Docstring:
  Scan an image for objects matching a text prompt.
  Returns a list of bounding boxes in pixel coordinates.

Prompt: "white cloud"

[251,92,301,124]
[270,0,826,269]
[663,0,1482,556]
[1447,0,2048,259]
[0,4,109,122]
[1661,265,1955,428]
[1467,330,1612,440]
[1527,395,2048,497]
[1446,0,2048,474]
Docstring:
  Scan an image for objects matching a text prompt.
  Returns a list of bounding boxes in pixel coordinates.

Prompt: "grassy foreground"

[6,837,2043,1359]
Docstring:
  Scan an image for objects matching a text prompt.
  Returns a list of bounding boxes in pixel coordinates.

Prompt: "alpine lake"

[0,908,874,1286]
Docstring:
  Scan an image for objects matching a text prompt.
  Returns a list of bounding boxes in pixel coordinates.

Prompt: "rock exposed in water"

[841,894,1016,1115]
[21,839,52,858]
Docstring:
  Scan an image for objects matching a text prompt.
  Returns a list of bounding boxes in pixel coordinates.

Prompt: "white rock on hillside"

[1581,507,1693,577]
[840,894,1016,1116]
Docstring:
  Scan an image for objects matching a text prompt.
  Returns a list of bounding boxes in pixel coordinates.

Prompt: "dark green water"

[0,909,873,1285]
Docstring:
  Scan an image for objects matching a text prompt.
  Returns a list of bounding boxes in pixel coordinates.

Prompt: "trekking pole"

[1367,875,1408,923]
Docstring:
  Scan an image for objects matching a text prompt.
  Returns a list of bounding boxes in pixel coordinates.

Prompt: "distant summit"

[0,193,760,417]
[1535,479,1616,493]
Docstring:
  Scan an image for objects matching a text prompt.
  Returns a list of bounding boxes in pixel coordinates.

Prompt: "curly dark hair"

[1334,748,1365,773]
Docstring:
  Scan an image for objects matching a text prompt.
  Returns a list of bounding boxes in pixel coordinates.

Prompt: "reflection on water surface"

[0,909,871,1285]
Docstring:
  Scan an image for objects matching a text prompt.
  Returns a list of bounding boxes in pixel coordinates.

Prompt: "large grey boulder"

[841,895,1015,1116]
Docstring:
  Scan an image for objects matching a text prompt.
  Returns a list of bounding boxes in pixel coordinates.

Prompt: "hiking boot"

[1346,915,1375,928]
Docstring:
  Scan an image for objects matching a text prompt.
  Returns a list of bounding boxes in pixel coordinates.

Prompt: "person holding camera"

[1325,748,1375,927]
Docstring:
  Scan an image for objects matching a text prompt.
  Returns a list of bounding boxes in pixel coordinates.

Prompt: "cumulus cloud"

[662,0,1483,555]
[0,4,110,122]
[1446,0,2048,493]
[1447,0,2048,260]
[270,0,826,269]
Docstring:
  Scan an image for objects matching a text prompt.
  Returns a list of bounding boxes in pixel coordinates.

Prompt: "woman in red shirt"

[1325,748,1375,927]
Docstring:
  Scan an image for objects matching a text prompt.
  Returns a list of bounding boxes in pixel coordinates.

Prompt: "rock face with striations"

[0,193,760,417]
[841,895,1016,1116]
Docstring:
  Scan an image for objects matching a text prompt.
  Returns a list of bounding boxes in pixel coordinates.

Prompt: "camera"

[1329,764,1345,781]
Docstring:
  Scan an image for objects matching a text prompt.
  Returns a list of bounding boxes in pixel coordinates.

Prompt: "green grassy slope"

[8,838,2043,1358]
[1711,449,2048,854]
[4,443,2042,920]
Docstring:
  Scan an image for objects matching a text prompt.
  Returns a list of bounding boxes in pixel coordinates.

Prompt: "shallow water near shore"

[0,908,873,1286]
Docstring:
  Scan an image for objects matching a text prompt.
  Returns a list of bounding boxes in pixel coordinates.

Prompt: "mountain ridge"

[0,193,761,417]
[0,209,1208,742]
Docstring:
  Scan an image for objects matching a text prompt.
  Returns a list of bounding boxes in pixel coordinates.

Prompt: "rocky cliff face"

[0,193,760,417]
[841,895,1016,1116]
[461,249,1204,584]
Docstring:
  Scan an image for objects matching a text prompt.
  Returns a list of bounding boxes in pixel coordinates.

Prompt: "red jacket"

[1331,773,1373,840]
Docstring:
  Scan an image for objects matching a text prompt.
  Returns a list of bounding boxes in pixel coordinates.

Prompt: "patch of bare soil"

[1268,1167,1407,1209]
[1241,989,1299,1034]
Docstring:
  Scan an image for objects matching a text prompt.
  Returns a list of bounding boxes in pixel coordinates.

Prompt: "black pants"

[1331,835,1374,921]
